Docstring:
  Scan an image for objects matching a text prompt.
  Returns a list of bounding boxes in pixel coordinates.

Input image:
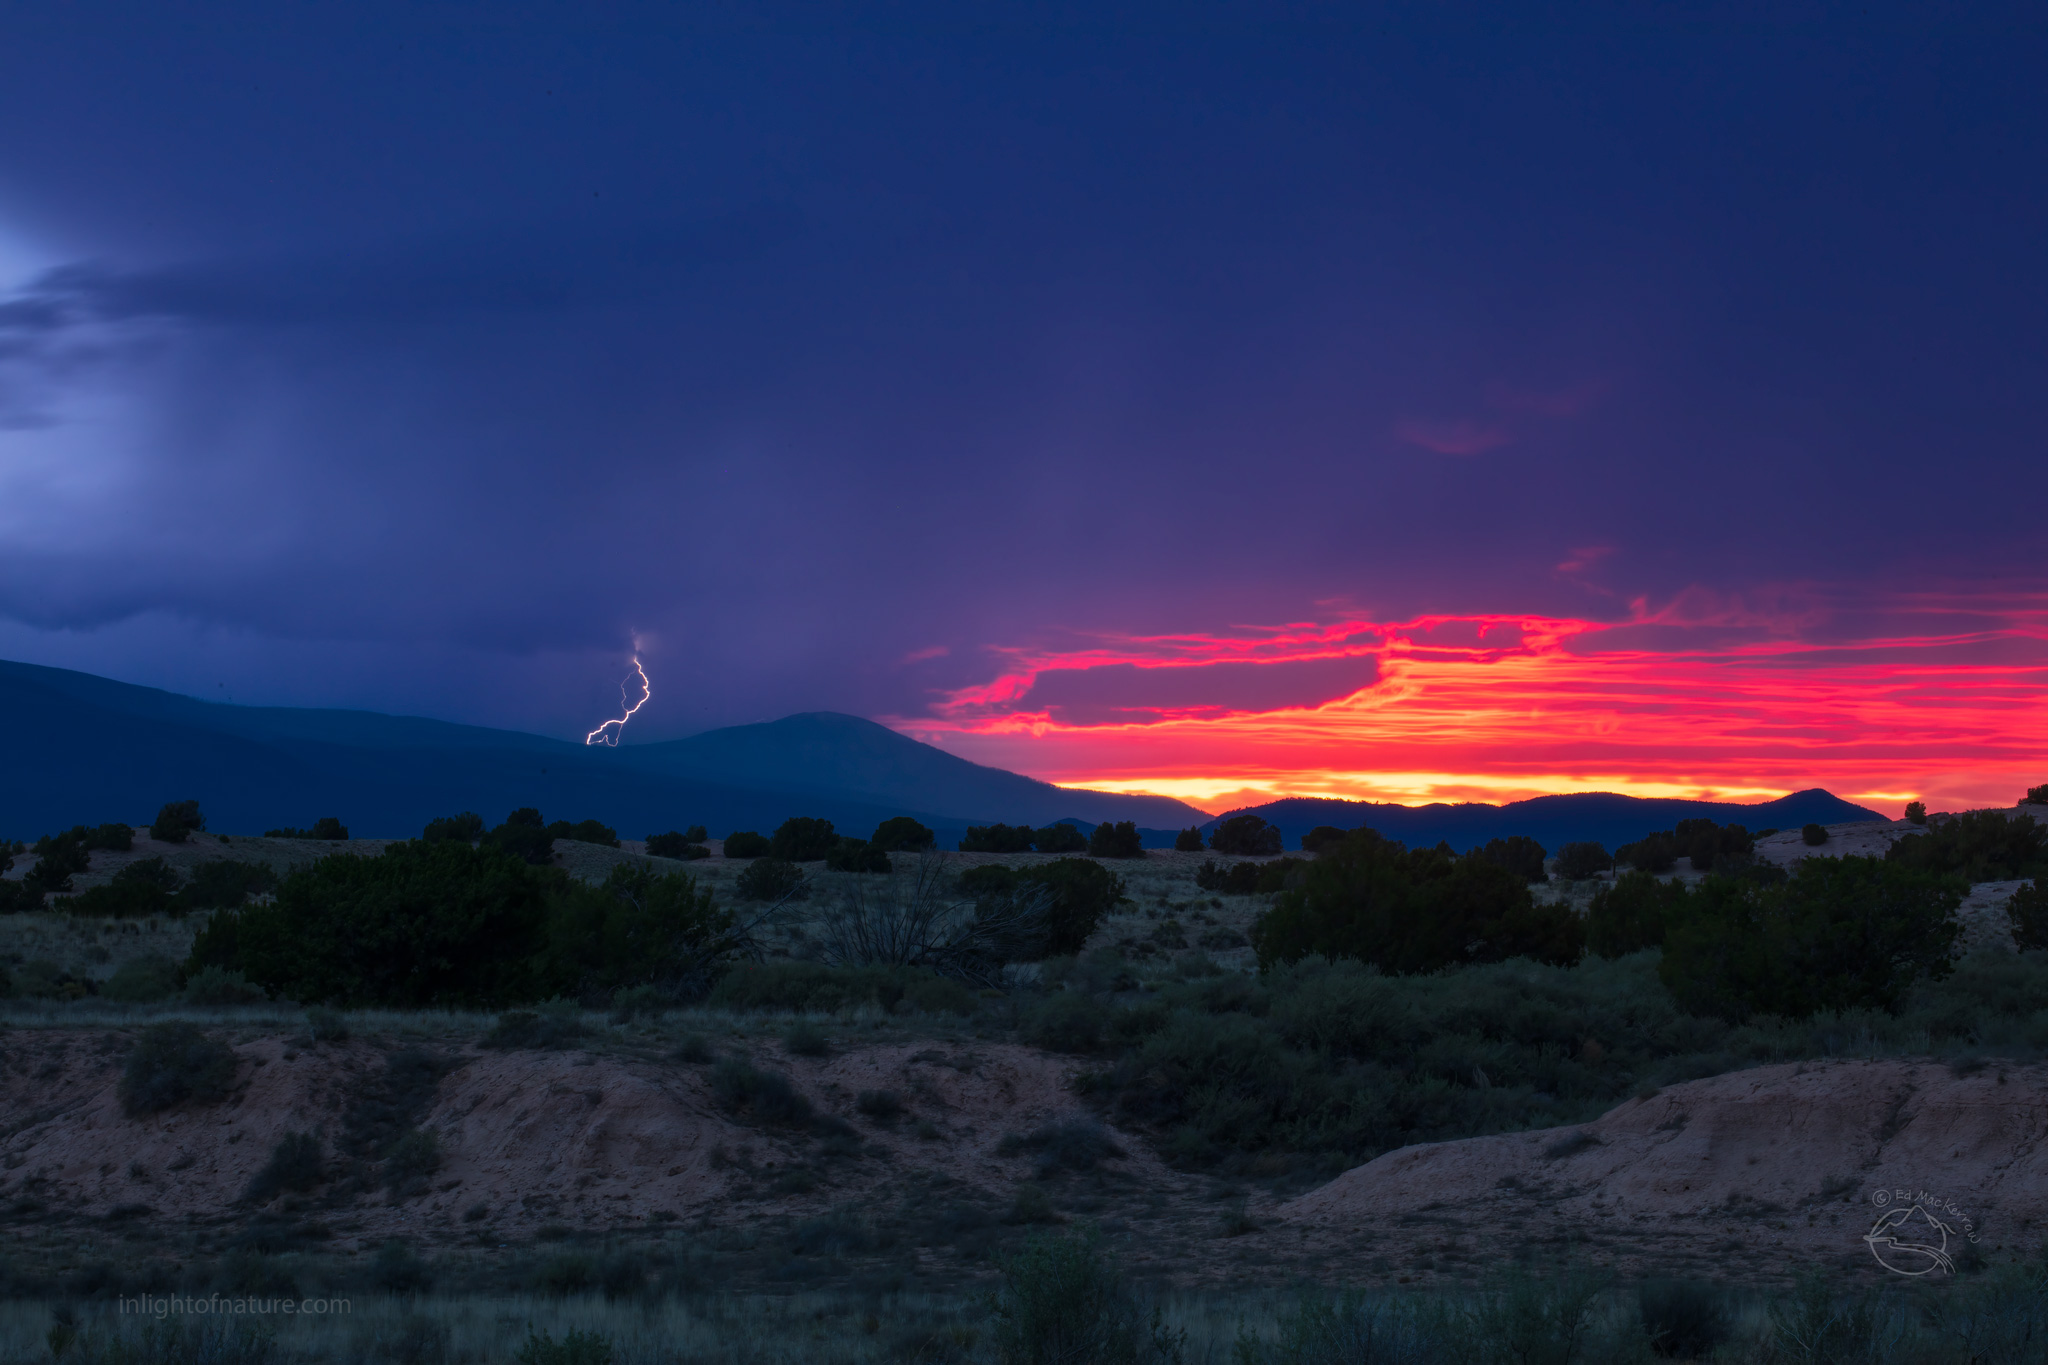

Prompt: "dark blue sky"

[1,4,2043,759]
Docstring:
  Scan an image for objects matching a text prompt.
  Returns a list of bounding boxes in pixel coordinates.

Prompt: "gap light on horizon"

[902,591,2048,818]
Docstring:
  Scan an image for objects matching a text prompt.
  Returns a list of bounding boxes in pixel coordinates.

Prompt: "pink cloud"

[1394,417,1513,455]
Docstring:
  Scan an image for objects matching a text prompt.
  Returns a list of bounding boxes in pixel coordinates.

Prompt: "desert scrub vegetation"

[1252,828,1583,974]
[1657,856,1965,1019]
[119,1021,238,1115]
[186,845,746,1007]
[1888,807,2048,881]
[1614,817,1756,874]
[7,1239,2047,1364]
[1047,946,2048,1174]
[707,960,977,1016]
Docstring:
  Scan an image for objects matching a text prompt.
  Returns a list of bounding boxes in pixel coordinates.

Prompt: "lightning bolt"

[586,657,651,746]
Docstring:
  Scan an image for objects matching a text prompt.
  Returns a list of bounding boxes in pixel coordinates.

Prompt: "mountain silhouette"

[1202,790,1887,854]
[0,659,1201,841]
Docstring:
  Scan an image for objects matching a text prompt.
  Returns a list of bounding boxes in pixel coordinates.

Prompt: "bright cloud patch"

[893,591,2048,816]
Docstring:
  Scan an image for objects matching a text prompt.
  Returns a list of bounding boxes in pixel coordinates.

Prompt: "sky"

[1,3,2044,816]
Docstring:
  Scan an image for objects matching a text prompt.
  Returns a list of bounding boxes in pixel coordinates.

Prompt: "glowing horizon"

[891,589,2048,818]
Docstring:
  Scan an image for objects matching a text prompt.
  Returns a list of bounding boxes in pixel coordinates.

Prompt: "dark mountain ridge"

[0,660,1202,841]
[1199,789,1888,854]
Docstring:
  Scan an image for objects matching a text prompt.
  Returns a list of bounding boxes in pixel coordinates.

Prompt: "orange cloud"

[892,590,2048,817]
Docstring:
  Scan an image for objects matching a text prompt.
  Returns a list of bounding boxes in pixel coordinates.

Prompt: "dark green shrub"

[183,965,266,1005]
[1905,801,1927,825]
[989,1227,1177,1365]
[32,824,134,866]
[1194,859,1249,894]
[186,840,555,1007]
[59,880,173,917]
[116,856,181,890]
[0,879,41,913]
[306,1007,350,1042]
[1586,871,1689,957]
[1617,820,1753,875]
[644,831,710,859]
[1473,835,1550,882]
[1195,858,1307,895]
[1802,823,1829,846]
[1252,828,1582,974]
[486,811,558,865]
[546,862,737,999]
[1033,823,1088,853]
[1254,857,1308,893]
[178,859,278,911]
[372,1239,434,1294]
[680,824,707,842]
[242,1132,324,1203]
[422,811,485,843]
[826,838,891,873]
[870,816,935,852]
[1659,858,1964,1020]
[516,1328,614,1365]
[151,800,205,843]
[264,818,349,839]
[120,1022,238,1116]
[1209,815,1282,856]
[960,858,1128,958]
[8,958,79,998]
[708,961,976,1015]
[2025,785,2048,806]
[609,983,665,1020]
[1173,827,1206,852]
[736,856,808,902]
[384,1127,441,1192]
[722,830,770,858]
[1022,993,1111,1053]
[1088,821,1144,859]
[1639,1280,1729,1359]
[1555,841,1612,879]
[709,1057,812,1125]
[546,818,618,847]
[1300,825,1349,855]
[2008,881,2048,951]
[961,823,1038,853]
[1888,808,2048,880]
[770,816,838,861]
[103,953,182,1002]
[1616,834,1678,873]
[25,834,90,892]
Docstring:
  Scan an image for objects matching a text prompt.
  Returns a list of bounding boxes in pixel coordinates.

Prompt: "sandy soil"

[0,1030,1189,1257]
[1278,1058,2048,1285]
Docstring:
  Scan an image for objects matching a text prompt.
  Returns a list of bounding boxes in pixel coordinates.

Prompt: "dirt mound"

[1280,1059,2048,1283]
[0,1031,1169,1252]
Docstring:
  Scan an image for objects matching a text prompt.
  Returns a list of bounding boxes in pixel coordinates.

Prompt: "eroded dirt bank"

[1279,1059,2048,1284]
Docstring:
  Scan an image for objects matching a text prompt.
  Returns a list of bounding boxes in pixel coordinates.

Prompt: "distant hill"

[1200,790,1888,854]
[606,712,1201,831]
[0,660,1204,841]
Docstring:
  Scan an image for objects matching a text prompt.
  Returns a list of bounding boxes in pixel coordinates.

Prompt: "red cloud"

[892,592,2048,816]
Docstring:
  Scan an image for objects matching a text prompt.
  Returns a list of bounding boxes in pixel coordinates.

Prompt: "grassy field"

[2,1253,2044,1363]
